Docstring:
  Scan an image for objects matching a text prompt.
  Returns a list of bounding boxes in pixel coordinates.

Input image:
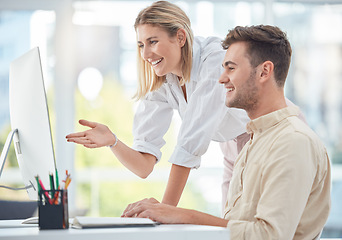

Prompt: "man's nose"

[218,71,229,84]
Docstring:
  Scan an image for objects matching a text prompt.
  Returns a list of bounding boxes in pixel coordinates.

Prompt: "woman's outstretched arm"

[66,119,156,178]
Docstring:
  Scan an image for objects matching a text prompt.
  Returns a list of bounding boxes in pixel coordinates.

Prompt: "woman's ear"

[259,61,274,83]
[177,29,186,47]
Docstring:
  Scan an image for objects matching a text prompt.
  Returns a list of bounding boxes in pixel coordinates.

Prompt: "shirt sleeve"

[132,87,174,162]
[227,132,320,239]
[169,48,245,169]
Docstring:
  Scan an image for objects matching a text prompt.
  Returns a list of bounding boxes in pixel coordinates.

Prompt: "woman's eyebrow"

[138,36,158,43]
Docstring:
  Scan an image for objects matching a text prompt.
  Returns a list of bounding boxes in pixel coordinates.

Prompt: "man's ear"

[177,29,186,47]
[259,61,274,83]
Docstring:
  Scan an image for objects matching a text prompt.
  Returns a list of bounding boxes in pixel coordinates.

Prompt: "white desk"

[0,220,230,240]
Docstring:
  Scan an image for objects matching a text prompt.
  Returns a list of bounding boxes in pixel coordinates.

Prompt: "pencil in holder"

[38,189,69,230]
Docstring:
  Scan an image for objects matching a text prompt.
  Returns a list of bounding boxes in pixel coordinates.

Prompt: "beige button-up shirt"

[224,106,331,240]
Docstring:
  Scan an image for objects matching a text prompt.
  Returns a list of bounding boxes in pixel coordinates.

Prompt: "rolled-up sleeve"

[132,89,173,162]
[169,79,226,168]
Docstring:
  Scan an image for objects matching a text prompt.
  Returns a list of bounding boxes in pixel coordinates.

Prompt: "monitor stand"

[0,129,18,178]
[0,128,33,190]
[0,131,37,224]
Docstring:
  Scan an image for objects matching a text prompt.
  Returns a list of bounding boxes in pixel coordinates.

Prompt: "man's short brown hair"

[222,25,292,87]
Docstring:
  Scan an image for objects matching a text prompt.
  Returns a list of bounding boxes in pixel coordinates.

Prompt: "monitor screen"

[9,47,56,200]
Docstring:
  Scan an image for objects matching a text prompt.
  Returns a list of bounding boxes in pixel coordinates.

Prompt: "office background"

[0,0,341,237]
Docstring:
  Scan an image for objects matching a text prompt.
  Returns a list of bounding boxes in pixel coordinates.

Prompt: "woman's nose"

[141,47,151,61]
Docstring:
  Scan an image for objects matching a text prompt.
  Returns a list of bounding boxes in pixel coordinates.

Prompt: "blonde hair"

[134,1,194,100]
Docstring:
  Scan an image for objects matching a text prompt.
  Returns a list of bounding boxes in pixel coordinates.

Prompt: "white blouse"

[132,36,250,169]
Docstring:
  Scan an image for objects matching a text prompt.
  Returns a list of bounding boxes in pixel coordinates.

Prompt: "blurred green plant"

[73,78,135,167]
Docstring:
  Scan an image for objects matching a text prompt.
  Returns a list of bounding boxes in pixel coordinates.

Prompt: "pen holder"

[38,189,69,230]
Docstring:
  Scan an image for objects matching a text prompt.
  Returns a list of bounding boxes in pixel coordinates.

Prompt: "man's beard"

[227,69,259,112]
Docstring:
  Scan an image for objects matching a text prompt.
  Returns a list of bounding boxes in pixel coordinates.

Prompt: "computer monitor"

[0,47,56,200]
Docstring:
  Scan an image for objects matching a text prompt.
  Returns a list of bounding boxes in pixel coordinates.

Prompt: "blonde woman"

[66,1,249,208]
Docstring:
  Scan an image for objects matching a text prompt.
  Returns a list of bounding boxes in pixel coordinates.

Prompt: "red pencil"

[38,178,53,204]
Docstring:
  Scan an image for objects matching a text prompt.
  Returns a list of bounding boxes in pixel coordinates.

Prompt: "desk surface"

[0,220,230,240]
